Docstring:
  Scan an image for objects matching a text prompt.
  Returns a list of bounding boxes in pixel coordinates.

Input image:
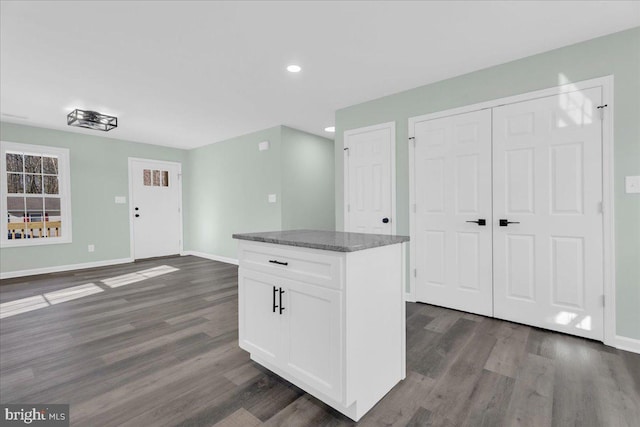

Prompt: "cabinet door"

[281,279,343,402]
[238,269,281,365]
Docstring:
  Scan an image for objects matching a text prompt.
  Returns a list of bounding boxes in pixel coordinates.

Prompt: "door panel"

[413,109,493,316]
[131,159,181,259]
[282,279,342,402]
[492,87,604,340]
[238,270,281,365]
[345,123,394,234]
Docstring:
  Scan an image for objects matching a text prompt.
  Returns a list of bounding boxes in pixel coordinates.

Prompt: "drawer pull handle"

[269,260,289,266]
[272,286,278,313]
[279,288,285,314]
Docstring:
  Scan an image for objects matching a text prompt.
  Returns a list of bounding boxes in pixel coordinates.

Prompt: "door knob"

[499,219,520,226]
[135,207,139,211]
[382,217,390,224]
[466,219,486,226]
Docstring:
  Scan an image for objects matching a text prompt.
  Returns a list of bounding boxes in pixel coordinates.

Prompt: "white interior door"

[492,87,604,340]
[344,122,395,234]
[413,110,493,316]
[130,159,182,259]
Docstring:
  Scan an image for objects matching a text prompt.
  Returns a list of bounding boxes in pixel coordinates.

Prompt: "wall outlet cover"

[115,196,127,204]
[268,194,277,203]
[625,176,640,194]
[258,141,270,151]
[88,244,95,252]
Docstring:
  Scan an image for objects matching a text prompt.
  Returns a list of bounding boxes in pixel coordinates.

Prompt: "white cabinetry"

[237,240,405,421]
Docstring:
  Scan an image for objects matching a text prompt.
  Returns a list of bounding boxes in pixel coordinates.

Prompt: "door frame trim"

[127,157,184,260]
[343,121,397,234]
[407,75,615,346]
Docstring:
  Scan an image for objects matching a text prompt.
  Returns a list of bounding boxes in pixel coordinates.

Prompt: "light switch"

[259,141,270,151]
[268,194,277,203]
[625,176,640,194]
[115,196,126,204]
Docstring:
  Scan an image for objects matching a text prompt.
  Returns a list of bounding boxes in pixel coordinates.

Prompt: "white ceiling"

[1,1,639,149]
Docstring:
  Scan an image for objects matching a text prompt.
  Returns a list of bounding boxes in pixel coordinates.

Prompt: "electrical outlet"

[258,141,270,151]
[88,244,95,252]
[268,194,277,203]
[115,196,126,204]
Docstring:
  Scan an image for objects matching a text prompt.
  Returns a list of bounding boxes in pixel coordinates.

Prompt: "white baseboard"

[0,257,134,280]
[614,335,640,354]
[182,250,239,265]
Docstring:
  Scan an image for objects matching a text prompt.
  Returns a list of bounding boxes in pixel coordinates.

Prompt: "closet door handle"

[499,219,520,226]
[279,288,285,314]
[272,286,278,313]
[269,260,288,266]
[466,219,486,226]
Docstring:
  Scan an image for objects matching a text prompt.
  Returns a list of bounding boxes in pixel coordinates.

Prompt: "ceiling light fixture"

[324,126,335,133]
[67,109,117,132]
[286,65,302,73]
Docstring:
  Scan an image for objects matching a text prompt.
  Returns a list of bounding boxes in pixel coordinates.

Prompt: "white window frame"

[1,141,72,247]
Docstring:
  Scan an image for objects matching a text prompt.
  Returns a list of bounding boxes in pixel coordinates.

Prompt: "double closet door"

[412,87,604,341]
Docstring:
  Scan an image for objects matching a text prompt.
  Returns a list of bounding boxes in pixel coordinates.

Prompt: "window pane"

[7,196,25,211]
[6,153,23,172]
[7,212,25,240]
[25,174,42,194]
[153,170,160,186]
[45,213,62,237]
[45,197,60,211]
[24,155,42,173]
[26,197,44,211]
[7,173,24,193]
[44,176,59,194]
[143,169,151,186]
[42,156,58,174]
[162,171,169,187]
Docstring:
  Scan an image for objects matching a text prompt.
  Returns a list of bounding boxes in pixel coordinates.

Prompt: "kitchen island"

[232,230,409,421]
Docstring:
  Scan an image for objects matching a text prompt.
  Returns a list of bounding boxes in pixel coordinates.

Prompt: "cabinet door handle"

[269,260,288,266]
[272,286,278,313]
[279,288,285,314]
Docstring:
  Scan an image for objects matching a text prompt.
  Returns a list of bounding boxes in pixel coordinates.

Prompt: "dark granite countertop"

[232,229,409,252]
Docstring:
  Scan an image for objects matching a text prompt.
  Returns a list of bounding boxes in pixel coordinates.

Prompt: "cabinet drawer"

[238,242,343,290]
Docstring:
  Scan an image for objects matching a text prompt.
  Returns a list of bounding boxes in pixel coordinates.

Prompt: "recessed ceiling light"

[286,65,302,73]
[324,126,335,133]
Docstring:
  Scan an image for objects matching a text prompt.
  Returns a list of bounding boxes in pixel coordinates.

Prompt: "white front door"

[344,122,395,234]
[130,158,182,259]
[413,110,493,316]
[492,87,604,340]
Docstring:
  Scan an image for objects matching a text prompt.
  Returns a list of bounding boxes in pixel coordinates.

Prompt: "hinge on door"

[413,269,417,278]
[412,204,417,213]
[347,204,350,213]
[409,136,416,146]
[599,201,604,213]
[597,104,608,120]
[602,295,605,307]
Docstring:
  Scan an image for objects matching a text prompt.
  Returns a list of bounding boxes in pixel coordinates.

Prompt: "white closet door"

[414,110,493,316]
[492,87,604,340]
[345,123,395,234]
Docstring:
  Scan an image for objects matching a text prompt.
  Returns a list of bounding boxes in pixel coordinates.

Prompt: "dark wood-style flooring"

[1,256,639,426]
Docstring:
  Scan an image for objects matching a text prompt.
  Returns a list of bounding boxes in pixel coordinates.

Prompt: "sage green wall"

[334,27,640,340]
[185,125,335,260]
[281,126,335,231]
[184,126,283,259]
[0,122,186,273]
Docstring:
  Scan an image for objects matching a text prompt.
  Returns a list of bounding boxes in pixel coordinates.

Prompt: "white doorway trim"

[343,121,397,234]
[408,75,615,346]
[127,157,184,260]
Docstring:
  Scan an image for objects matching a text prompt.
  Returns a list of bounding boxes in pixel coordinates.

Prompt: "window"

[1,141,72,247]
